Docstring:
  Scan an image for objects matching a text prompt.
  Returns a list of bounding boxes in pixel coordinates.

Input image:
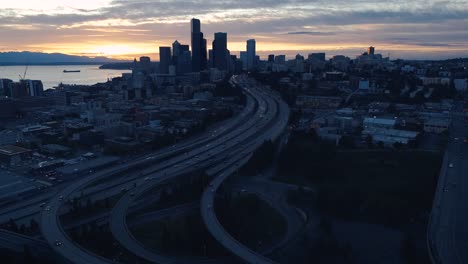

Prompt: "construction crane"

[19,65,28,81]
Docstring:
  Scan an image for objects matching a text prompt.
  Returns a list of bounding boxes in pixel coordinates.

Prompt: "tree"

[339,135,356,149]
[86,198,93,211]
[401,233,417,264]
[22,245,34,264]
[377,141,385,149]
[29,219,38,231]
[319,217,333,236]
[104,197,110,209]
[365,135,374,148]
[7,218,18,232]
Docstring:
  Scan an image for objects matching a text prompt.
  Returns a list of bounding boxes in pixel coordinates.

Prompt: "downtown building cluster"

[158,18,257,78]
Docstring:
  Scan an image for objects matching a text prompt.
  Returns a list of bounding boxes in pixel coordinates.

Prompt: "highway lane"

[0,95,257,225]
[39,94,260,263]
[200,82,289,264]
[0,229,51,255]
[429,110,468,264]
[40,79,280,263]
[109,84,277,263]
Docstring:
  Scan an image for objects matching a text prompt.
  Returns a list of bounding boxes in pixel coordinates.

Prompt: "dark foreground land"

[273,133,442,264]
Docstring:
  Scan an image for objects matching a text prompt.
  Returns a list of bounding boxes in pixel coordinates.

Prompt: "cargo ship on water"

[63,70,80,73]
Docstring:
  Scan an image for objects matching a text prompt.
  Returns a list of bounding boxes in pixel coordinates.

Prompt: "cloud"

[287,31,336,36]
[0,0,467,59]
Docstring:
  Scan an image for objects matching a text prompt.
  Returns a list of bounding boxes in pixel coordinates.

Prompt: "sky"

[0,0,467,60]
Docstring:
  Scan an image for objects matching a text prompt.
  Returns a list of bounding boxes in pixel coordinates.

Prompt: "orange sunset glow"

[0,0,467,60]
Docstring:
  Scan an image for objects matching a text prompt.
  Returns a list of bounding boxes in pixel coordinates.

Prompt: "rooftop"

[364,117,397,126]
[0,145,31,156]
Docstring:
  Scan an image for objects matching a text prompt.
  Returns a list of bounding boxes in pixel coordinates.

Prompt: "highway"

[200,78,289,264]
[109,79,283,263]
[0,229,52,258]
[0,94,257,225]
[39,88,259,263]
[39,75,289,263]
[428,108,468,264]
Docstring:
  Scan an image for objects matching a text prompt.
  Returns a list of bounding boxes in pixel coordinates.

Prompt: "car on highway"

[54,240,63,246]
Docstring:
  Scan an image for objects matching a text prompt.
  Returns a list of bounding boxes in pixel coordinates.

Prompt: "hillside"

[0,51,123,65]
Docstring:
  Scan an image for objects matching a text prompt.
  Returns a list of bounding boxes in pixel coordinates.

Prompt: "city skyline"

[0,1,467,60]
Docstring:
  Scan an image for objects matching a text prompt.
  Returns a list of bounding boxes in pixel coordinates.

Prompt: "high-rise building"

[246,39,256,70]
[19,80,44,97]
[268,54,275,63]
[275,55,286,65]
[201,38,207,71]
[191,18,206,72]
[208,49,213,68]
[179,50,192,74]
[240,51,247,70]
[309,53,326,61]
[0,79,13,97]
[159,47,171,74]
[138,56,152,74]
[212,32,228,71]
[172,41,191,75]
[172,40,181,64]
[368,46,375,56]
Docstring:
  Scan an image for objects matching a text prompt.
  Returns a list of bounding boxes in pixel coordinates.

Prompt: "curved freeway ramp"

[40,90,258,264]
[108,86,278,263]
[200,87,289,264]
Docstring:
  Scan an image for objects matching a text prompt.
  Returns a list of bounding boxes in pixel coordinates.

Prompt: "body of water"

[0,65,131,89]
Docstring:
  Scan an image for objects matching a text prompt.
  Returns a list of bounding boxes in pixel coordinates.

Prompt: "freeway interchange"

[32,75,291,264]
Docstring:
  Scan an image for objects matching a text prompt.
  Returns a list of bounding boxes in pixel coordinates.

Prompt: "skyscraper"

[212,32,228,71]
[201,38,207,70]
[268,54,275,63]
[172,40,181,64]
[309,53,326,61]
[191,18,207,72]
[159,47,171,74]
[368,46,375,56]
[240,51,247,70]
[246,39,256,70]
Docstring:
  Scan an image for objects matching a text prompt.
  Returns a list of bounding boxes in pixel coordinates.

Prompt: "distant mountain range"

[0,51,125,66]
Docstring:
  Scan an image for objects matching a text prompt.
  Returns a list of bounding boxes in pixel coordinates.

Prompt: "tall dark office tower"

[212,32,228,71]
[139,56,152,74]
[172,40,181,63]
[191,18,203,72]
[309,53,326,61]
[268,54,275,63]
[159,47,171,74]
[208,49,213,68]
[246,39,256,70]
[201,38,207,70]
[180,44,190,54]
[368,46,375,56]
